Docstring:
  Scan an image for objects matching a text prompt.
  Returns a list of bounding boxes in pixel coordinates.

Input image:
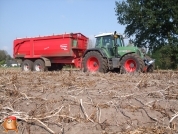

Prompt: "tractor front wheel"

[83,51,108,73]
[120,53,144,73]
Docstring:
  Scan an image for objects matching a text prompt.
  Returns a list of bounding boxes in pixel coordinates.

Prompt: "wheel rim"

[35,64,41,71]
[87,57,99,71]
[124,59,137,72]
[24,64,30,71]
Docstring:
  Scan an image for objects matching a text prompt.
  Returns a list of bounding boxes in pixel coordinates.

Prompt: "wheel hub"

[130,63,135,68]
[35,64,41,71]
[24,64,30,71]
[124,59,137,72]
[87,57,99,72]
[93,62,98,67]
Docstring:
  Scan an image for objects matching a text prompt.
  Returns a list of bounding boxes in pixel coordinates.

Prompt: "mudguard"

[83,48,107,58]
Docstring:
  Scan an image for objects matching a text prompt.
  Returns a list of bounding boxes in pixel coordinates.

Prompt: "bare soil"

[0,68,178,134]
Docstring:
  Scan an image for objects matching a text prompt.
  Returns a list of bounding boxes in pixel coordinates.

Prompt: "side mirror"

[114,31,118,38]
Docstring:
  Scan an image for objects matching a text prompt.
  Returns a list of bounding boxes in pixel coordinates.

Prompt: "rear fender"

[83,48,107,58]
[120,52,135,61]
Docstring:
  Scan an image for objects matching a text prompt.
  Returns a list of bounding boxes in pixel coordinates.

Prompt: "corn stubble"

[0,68,178,134]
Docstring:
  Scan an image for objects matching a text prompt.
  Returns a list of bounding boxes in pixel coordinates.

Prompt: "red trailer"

[13,33,88,71]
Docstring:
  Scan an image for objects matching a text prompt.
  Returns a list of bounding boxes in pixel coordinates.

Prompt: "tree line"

[0,50,12,65]
[115,0,178,69]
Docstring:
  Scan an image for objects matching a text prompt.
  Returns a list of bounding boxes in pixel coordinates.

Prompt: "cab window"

[102,36,112,47]
[95,37,101,46]
[117,38,124,47]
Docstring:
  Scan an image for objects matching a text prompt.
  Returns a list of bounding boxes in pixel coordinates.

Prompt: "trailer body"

[13,33,88,70]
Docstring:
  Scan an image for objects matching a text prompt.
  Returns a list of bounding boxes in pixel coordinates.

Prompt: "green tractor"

[82,31,155,73]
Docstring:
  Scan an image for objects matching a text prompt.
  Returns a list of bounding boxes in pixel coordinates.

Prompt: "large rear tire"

[33,59,46,72]
[120,53,144,73]
[83,51,108,73]
[21,59,33,71]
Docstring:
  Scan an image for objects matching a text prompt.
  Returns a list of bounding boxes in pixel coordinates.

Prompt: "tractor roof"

[95,32,122,38]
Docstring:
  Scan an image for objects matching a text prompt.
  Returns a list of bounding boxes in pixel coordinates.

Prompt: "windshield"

[102,36,112,47]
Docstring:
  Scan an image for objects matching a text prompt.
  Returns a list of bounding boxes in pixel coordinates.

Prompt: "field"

[0,68,178,134]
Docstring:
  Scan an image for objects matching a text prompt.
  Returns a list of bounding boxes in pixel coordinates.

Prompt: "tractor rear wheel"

[21,59,33,71]
[83,51,108,73]
[33,59,47,72]
[120,53,144,73]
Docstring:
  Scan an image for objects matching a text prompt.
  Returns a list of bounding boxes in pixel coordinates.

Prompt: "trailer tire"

[21,59,33,71]
[33,59,47,72]
[83,51,108,73]
[120,53,144,73]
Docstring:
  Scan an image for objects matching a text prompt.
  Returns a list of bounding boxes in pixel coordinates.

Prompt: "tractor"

[82,31,155,73]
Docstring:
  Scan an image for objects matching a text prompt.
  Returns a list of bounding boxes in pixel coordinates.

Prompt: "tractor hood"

[117,46,143,57]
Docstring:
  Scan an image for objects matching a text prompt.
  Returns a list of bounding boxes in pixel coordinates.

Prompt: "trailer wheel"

[21,59,33,71]
[120,53,144,73]
[33,59,46,72]
[83,51,108,73]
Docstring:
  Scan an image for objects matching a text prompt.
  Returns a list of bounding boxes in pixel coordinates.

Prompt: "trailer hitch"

[143,59,155,72]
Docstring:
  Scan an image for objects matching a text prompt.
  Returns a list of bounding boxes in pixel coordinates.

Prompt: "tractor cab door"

[116,37,128,56]
[95,36,114,58]
[116,37,125,47]
[102,36,115,57]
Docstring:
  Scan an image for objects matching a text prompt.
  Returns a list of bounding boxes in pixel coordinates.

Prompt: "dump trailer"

[13,33,88,71]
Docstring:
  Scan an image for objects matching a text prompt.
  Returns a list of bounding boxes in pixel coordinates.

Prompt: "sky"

[0,0,126,57]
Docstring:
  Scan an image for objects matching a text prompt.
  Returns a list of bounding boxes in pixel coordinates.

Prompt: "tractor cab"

[95,33,125,48]
[94,32,143,59]
[95,33,122,58]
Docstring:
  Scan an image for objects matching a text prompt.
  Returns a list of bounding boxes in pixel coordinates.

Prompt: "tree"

[151,45,178,69]
[0,50,12,65]
[0,50,7,61]
[115,0,178,48]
